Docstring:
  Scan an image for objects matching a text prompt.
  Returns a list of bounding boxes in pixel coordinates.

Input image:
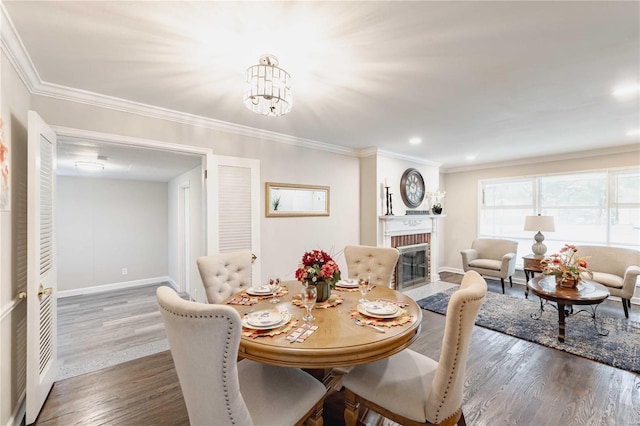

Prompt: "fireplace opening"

[396,243,429,291]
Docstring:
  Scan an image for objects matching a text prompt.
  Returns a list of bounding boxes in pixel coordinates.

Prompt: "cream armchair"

[196,250,253,304]
[342,270,487,426]
[344,245,400,288]
[157,286,326,426]
[460,238,518,294]
[574,245,640,318]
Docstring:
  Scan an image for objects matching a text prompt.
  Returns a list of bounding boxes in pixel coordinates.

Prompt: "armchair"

[460,238,518,294]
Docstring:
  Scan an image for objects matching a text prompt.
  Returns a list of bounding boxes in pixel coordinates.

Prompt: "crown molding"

[443,143,640,174]
[359,147,442,167]
[0,5,369,159]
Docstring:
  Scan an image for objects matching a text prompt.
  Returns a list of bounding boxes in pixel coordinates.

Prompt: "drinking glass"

[301,286,317,322]
[268,277,281,304]
[358,276,371,303]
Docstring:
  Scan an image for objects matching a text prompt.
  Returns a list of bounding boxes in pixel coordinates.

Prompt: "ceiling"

[4,1,640,172]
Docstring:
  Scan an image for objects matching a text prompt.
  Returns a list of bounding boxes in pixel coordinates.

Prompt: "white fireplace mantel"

[379,214,446,284]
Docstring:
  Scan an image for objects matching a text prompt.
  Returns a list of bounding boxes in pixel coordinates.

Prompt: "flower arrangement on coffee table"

[541,244,592,288]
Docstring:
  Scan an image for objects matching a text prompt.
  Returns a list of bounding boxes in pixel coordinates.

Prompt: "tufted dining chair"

[342,270,487,426]
[460,238,518,294]
[157,286,326,426]
[197,249,253,304]
[344,245,400,288]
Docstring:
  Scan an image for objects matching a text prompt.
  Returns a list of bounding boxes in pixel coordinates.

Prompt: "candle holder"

[385,186,394,216]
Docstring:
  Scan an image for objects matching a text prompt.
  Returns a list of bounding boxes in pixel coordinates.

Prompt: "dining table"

[225,280,423,370]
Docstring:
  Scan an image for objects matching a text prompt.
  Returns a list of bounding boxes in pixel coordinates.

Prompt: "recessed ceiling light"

[75,161,104,171]
[626,129,640,137]
[613,83,640,98]
[465,154,477,161]
[409,137,422,145]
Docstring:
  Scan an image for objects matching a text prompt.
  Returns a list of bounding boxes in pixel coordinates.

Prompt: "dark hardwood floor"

[36,273,640,425]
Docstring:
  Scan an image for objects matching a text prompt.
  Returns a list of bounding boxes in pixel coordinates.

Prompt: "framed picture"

[265,182,330,217]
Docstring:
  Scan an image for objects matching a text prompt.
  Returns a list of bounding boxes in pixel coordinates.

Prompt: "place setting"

[241,308,296,338]
[350,279,412,328]
[334,278,360,292]
[240,278,289,301]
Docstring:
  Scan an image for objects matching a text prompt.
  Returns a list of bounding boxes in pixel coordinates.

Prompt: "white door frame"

[178,183,191,294]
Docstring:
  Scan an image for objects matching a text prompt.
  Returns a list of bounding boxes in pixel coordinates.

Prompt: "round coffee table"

[527,275,610,342]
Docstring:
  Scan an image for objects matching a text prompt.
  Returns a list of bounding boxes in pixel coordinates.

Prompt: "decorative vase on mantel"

[308,281,332,303]
[431,204,443,215]
[556,275,580,289]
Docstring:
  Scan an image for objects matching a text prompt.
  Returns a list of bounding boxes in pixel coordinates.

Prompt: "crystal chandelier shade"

[244,55,292,117]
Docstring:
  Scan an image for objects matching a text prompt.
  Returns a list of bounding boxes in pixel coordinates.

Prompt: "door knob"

[18,291,27,299]
[38,283,52,300]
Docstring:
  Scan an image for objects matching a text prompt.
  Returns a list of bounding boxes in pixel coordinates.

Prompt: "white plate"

[336,279,359,288]
[357,303,402,319]
[246,285,273,296]
[242,310,291,330]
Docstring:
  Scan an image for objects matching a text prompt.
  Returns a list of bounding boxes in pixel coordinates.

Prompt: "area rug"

[418,288,640,373]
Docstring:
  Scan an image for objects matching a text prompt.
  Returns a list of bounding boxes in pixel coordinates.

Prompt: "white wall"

[30,95,361,285]
[57,176,169,293]
[168,165,204,297]
[443,148,640,274]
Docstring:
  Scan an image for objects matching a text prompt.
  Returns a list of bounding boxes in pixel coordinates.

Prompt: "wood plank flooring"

[57,282,184,380]
[38,274,640,425]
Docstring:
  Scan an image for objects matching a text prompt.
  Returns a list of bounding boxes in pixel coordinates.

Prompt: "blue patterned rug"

[418,288,640,373]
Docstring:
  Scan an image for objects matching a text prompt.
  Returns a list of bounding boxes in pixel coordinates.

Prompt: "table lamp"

[524,214,555,257]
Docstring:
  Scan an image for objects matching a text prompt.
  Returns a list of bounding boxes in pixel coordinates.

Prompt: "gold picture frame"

[265,182,330,217]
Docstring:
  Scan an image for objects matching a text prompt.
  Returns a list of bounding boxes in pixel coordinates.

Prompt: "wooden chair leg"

[305,400,324,426]
[500,278,505,294]
[344,389,359,426]
[622,299,629,318]
[458,410,467,426]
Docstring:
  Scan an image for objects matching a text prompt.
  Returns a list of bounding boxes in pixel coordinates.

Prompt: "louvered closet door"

[26,111,57,424]
[209,156,260,285]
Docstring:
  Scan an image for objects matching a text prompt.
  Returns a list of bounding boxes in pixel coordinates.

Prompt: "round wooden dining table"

[226,280,422,369]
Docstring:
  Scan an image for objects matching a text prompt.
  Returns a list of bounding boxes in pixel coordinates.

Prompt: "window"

[479,169,640,265]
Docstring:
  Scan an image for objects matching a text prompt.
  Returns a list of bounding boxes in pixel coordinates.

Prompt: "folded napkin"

[286,323,319,343]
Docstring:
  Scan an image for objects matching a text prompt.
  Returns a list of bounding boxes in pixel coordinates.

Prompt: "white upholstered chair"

[157,286,326,426]
[460,238,518,294]
[342,271,487,426]
[344,245,400,288]
[196,249,253,304]
[574,245,640,318]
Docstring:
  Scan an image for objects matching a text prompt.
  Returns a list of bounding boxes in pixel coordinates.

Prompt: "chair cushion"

[591,272,624,289]
[238,360,326,426]
[342,349,438,423]
[469,259,502,271]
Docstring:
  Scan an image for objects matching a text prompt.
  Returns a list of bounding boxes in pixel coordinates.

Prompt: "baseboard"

[7,391,25,426]
[57,276,174,298]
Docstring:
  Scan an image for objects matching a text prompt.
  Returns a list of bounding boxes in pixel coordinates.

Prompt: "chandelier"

[244,54,292,117]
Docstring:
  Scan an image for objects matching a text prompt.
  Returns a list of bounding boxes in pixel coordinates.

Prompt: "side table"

[523,254,544,298]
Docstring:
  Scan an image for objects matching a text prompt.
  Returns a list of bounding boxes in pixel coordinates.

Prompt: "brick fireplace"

[379,215,443,290]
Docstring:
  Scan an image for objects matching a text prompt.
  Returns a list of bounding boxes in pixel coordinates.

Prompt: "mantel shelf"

[379,214,446,221]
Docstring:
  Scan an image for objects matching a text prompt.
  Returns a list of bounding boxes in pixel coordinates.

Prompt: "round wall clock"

[400,168,425,208]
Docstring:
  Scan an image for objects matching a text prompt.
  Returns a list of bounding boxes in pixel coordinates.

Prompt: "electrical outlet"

[122,268,128,275]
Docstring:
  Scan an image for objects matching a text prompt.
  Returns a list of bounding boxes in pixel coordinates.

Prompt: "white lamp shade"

[524,215,555,232]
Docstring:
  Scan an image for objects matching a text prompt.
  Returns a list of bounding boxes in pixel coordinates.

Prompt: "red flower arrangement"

[294,249,341,287]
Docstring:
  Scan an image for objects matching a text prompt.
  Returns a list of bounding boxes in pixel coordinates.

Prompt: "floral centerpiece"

[295,249,341,302]
[541,244,592,288]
